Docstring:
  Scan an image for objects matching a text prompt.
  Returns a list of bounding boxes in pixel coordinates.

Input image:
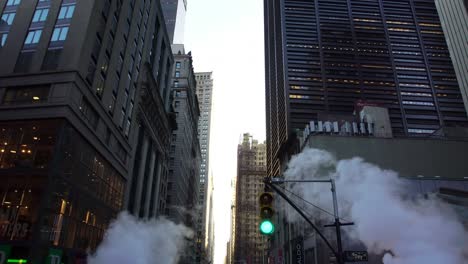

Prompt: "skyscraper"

[195,71,214,259]
[232,134,267,264]
[161,0,187,44]
[165,44,200,226]
[0,0,174,262]
[435,0,468,115]
[264,0,468,177]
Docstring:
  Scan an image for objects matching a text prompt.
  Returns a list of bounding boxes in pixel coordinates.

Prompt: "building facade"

[264,0,468,177]
[0,0,174,262]
[195,71,214,258]
[165,44,200,225]
[164,44,200,263]
[232,134,267,264]
[434,0,468,115]
[161,0,187,44]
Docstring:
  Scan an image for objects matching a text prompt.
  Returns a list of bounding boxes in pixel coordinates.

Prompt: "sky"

[184,0,266,263]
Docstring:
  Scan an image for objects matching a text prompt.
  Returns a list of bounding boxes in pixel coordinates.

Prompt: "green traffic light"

[259,220,274,235]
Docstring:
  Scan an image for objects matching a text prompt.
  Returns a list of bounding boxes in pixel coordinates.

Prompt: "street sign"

[344,251,368,262]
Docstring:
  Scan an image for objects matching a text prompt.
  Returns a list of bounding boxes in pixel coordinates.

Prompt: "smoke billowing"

[88,212,193,264]
[284,148,468,264]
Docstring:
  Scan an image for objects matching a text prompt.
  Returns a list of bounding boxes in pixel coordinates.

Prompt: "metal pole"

[265,181,340,261]
[331,179,344,264]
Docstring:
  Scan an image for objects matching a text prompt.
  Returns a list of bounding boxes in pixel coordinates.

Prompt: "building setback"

[264,0,468,177]
[434,0,468,115]
[0,0,174,262]
[195,71,214,260]
[232,134,267,264]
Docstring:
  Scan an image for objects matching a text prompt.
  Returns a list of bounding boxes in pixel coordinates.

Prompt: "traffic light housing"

[259,192,275,235]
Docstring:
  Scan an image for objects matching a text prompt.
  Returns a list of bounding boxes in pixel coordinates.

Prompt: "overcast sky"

[184,0,265,263]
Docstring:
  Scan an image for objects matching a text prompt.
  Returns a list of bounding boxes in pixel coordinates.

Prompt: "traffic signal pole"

[266,177,352,264]
[264,179,341,263]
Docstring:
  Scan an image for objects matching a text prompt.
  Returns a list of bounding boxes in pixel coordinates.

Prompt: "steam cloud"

[88,212,193,264]
[284,148,468,264]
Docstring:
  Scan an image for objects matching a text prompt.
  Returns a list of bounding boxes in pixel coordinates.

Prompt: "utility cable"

[277,184,351,222]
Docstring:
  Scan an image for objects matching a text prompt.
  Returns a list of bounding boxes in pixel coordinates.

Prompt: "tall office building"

[232,134,267,264]
[195,71,213,259]
[435,0,468,115]
[264,0,468,177]
[161,0,187,44]
[165,44,200,225]
[165,44,200,263]
[0,0,174,262]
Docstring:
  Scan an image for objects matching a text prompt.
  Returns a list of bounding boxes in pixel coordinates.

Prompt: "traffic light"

[259,192,275,235]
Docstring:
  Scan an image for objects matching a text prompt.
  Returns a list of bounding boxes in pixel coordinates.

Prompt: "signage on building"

[292,237,305,264]
[0,245,12,264]
[46,248,63,264]
[0,221,30,240]
[344,251,369,262]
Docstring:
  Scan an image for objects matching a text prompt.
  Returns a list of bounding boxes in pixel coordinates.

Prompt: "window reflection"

[0,176,46,241]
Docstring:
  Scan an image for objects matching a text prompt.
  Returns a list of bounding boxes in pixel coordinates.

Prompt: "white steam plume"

[284,148,468,264]
[88,212,193,264]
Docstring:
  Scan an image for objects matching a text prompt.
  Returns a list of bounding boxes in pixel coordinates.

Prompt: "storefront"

[0,120,126,263]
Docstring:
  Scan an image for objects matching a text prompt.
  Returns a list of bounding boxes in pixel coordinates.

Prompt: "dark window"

[101,54,109,76]
[14,51,34,73]
[41,48,62,70]
[85,61,96,85]
[95,73,105,98]
[3,85,50,105]
[80,98,98,129]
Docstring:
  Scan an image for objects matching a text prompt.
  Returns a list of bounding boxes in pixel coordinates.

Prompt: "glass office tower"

[264,0,468,176]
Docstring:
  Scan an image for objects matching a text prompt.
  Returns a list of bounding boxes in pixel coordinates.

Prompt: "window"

[124,119,131,136]
[175,62,181,69]
[101,55,109,76]
[119,110,125,128]
[80,98,98,129]
[174,81,179,88]
[51,26,69,41]
[3,85,50,105]
[58,4,75,19]
[175,71,180,77]
[24,29,42,44]
[32,8,49,22]
[6,0,21,6]
[0,33,7,47]
[95,74,105,97]
[1,12,16,25]
[41,48,62,70]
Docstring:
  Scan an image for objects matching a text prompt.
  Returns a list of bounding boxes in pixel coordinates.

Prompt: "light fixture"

[33,96,40,100]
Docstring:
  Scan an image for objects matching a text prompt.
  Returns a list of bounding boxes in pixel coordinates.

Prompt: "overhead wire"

[276,184,351,222]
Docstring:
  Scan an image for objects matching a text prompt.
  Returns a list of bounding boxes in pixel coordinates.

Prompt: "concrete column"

[132,134,149,214]
[152,161,163,216]
[143,150,157,218]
